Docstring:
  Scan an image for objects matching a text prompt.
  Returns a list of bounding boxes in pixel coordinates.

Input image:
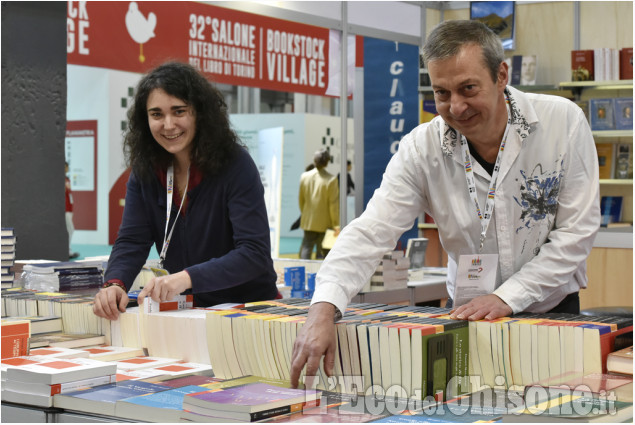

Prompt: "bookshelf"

[559,80,634,310]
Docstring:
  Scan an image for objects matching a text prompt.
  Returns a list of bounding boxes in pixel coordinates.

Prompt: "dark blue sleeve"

[103,172,155,290]
[185,149,274,293]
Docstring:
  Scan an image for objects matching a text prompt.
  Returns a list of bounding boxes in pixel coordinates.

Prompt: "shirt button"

[500,226,506,231]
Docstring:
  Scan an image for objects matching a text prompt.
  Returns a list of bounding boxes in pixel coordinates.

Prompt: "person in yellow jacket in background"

[298,148,339,259]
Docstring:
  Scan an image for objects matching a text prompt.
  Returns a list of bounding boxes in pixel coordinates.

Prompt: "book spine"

[249,399,320,421]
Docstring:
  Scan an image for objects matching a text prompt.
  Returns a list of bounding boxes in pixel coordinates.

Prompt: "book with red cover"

[620,47,633,80]
[1,320,30,359]
[571,50,595,81]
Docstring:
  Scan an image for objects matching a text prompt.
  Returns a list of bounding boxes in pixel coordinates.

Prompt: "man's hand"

[449,294,512,321]
[290,302,337,389]
[93,285,129,321]
[138,271,192,305]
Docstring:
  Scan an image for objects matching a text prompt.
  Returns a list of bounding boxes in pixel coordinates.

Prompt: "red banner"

[67,1,333,96]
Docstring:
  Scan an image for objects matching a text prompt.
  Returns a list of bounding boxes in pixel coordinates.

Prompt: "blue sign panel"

[363,37,420,250]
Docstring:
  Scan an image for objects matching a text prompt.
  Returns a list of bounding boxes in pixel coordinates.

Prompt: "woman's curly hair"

[124,61,244,180]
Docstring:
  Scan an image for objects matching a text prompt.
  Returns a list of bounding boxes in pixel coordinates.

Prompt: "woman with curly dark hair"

[93,62,278,320]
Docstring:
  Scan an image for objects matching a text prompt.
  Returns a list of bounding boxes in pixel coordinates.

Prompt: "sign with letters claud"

[67,1,332,96]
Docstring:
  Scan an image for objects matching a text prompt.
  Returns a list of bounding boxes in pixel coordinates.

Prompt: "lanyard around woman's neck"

[458,99,511,252]
[159,162,189,268]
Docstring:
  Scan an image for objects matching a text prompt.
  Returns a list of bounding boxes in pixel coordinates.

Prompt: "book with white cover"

[29,346,90,359]
[6,356,117,385]
[112,356,181,371]
[4,373,116,397]
[81,345,145,362]
[1,355,56,381]
[2,388,57,407]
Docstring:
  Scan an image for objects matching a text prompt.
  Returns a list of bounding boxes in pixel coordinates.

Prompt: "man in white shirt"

[290,20,600,388]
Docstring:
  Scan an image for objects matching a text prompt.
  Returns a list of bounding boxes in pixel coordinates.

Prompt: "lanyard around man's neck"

[458,99,511,252]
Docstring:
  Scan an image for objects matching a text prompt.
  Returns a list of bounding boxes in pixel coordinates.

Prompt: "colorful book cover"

[571,49,595,81]
[185,382,320,413]
[590,98,616,131]
[600,196,623,226]
[115,384,208,421]
[53,380,169,415]
[614,97,633,130]
[615,144,633,179]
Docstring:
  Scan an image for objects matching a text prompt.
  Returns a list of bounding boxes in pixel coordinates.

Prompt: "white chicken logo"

[125,2,157,63]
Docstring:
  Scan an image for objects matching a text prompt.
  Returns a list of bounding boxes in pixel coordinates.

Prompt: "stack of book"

[22,260,104,293]
[1,228,16,289]
[468,312,633,392]
[0,286,106,342]
[204,300,469,401]
[365,251,410,292]
[2,315,63,335]
[1,355,117,407]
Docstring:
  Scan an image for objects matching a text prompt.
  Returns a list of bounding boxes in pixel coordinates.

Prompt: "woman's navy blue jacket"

[104,147,278,306]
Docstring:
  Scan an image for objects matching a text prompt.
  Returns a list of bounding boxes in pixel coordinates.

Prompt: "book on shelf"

[421,99,438,123]
[571,49,595,81]
[590,98,616,131]
[115,384,215,423]
[510,55,522,85]
[607,346,633,375]
[520,55,537,85]
[595,143,615,179]
[181,382,321,422]
[574,100,590,123]
[620,47,633,80]
[5,356,117,385]
[594,47,620,81]
[614,97,633,130]
[615,143,633,179]
[600,196,623,226]
[53,379,169,416]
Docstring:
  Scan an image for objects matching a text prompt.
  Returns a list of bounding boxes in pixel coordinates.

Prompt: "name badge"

[150,266,169,278]
[454,254,499,307]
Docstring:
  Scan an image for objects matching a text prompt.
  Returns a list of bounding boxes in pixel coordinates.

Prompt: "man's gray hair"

[422,20,504,83]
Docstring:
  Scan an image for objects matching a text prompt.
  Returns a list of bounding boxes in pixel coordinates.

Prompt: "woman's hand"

[93,285,129,321]
[138,271,193,305]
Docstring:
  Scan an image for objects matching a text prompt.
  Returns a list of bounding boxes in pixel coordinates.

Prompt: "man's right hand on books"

[290,302,337,389]
[93,285,129,321]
